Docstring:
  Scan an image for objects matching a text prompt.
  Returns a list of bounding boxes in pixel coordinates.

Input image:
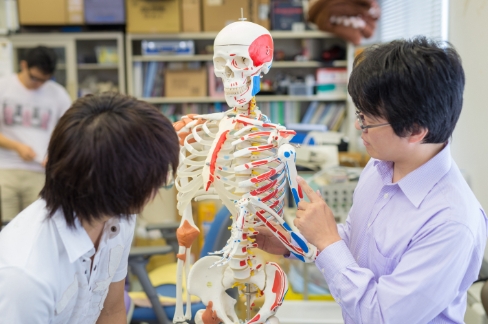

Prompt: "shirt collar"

[52,209,95,263]
[374,143,452,208]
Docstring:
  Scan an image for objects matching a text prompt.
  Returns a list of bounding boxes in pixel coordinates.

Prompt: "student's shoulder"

[0,74,15,88]
[429,163,485,234]
[0,200,59,269]
[44,80,71,101]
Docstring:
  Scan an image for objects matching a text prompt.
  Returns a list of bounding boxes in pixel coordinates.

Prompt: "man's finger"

[297,201,310,210]
[296,176,322,202]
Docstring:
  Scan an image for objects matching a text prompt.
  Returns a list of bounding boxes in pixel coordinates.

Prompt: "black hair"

[24,46,57,75]
[41,92,180,228]
[348,36,465,143]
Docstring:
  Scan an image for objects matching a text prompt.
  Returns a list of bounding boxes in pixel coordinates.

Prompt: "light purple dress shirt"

[315,144,487,323]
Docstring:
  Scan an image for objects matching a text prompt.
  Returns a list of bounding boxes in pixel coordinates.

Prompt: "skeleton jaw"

[224,78,251,96]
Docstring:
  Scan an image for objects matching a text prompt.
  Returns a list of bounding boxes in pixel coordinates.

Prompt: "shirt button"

[94,266,97,271]
[384,193,389,198]
[368,222,371,227]
[85,270,87,274]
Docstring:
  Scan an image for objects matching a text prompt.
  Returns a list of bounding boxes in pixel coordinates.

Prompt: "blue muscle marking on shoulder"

[284,151,290,158]
[252,75,261,96]
[291,188,300,204]
[291,232,309,253]
[291,252,305,262]
[283,222,291,231]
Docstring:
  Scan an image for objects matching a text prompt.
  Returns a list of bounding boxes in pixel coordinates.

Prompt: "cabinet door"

[10,39,77,100]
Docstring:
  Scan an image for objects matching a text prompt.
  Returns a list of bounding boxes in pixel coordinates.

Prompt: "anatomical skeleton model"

[172,20,318,324]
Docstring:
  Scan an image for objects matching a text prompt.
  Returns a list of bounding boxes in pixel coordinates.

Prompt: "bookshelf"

[126,31,358,151]
[10,32,125,100]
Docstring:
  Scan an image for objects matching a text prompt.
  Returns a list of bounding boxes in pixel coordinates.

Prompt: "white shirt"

[0,199,136,324]
[0,73,71,172]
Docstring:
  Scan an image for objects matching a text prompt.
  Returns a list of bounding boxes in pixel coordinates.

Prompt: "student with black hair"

[0,92,180,323]
[0,45,71,222]
[256,36,487,323]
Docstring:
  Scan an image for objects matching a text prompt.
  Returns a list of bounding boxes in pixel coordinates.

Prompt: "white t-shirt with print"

[0,199,136,324]
[0,73,71,172]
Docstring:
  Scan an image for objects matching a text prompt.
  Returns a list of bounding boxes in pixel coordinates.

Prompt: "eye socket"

[232,56,252,69]
[213,57,226,71]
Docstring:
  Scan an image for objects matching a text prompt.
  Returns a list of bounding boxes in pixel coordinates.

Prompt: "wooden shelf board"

[77,63,119,70]
[128,30,335,41]
[140,94,347,104]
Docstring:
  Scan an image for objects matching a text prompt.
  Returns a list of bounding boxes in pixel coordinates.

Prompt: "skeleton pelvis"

[188,256,288,324]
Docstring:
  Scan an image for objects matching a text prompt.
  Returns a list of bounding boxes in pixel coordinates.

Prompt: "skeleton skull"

[213,21,274,108]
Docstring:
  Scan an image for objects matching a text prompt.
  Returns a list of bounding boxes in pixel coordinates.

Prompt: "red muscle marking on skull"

[248,34,273,67]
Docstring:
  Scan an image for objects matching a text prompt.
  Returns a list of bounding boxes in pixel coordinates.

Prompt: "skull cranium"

[213,21,274,108]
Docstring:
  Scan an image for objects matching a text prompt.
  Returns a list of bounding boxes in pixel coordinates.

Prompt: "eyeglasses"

[355,111,390,133]
[27,69,51,84]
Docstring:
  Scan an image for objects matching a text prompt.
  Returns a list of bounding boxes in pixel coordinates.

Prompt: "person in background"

[256,36,487,323]
[0,92,180,323]
[0,45,71,223]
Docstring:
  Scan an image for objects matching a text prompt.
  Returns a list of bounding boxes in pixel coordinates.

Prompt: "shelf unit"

[10,32,125,100]
[126,30,358,151]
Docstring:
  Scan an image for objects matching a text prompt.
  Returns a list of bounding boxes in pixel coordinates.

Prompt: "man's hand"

[295,176,341,252]
[15,143,36,161]
[253,226,291,255]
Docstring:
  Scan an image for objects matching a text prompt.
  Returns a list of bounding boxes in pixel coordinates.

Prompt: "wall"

[449,0,488,211]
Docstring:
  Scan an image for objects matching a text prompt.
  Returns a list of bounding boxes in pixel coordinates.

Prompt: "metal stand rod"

[246,283,251,321]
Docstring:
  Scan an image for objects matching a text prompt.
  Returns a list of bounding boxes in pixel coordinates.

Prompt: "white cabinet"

[10,32,125,101]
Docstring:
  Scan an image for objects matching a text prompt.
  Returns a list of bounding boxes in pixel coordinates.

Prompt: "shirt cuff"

[315,239,357,283]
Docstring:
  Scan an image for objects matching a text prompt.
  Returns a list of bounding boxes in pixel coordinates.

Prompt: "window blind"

[379,0,449,42]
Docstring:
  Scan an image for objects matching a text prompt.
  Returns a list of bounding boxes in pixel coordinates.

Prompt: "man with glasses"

[0,46,71,223]
[256,36,487,323]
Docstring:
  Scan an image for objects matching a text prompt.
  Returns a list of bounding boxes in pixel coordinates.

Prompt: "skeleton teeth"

[225,84,248,96]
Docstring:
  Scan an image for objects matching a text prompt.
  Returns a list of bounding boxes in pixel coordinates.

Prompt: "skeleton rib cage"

[173,104,318,324]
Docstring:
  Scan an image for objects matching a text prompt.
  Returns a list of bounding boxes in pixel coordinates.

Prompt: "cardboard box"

[271,0,304,30]
[126,0,180,33]
[182,0,202,32]
[18,0,84,25]
[203,0,250,32]
[165,68,207,97]
[85,0,125,24]
[251,0,270,29]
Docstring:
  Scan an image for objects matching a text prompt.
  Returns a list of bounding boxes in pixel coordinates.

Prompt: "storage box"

[203,0,251,32]
[251,0,270,29]
[182,0,202,32]
[18,0,84,25]
[271,0,304,30]
[142,40,195,55]
[316,67,348,84]
[84,0,125,24]
[288,82,313,96]
[165,68,207,97]
[126,0,180,33]
[316,84,347,96]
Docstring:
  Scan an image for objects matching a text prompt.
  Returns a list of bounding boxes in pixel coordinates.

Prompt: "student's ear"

[408,124,428,144]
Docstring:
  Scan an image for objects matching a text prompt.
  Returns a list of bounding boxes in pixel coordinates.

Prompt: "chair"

[128,206,233,324]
